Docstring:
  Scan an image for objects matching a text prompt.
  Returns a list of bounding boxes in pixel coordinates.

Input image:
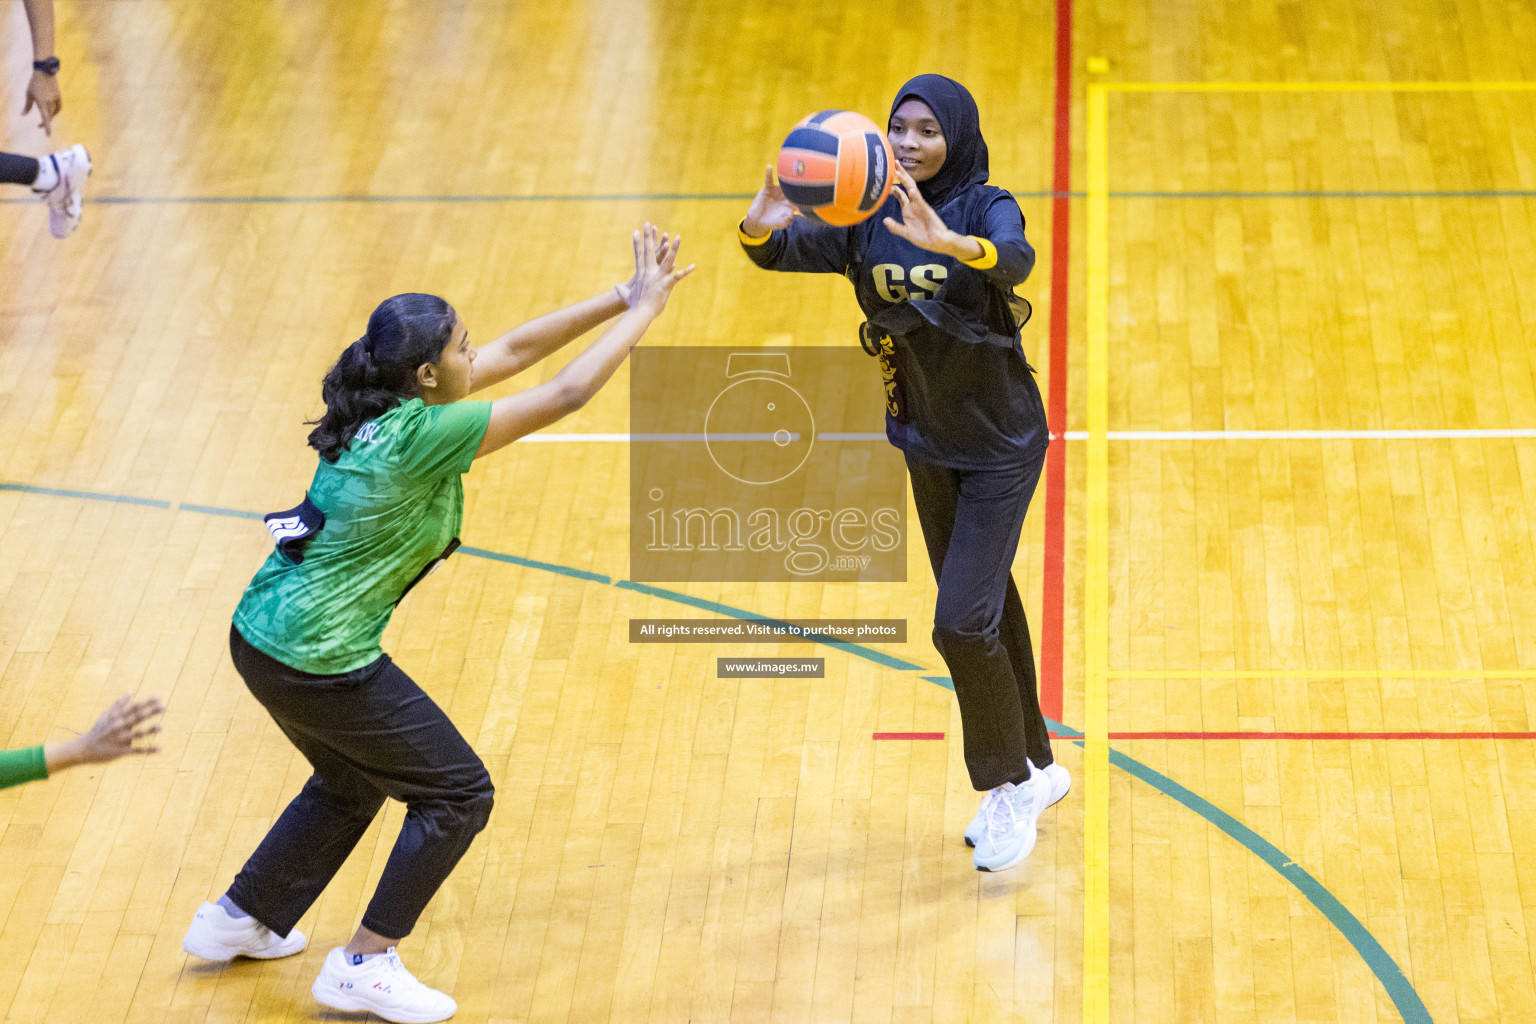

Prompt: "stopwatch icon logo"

[703,353,815,485]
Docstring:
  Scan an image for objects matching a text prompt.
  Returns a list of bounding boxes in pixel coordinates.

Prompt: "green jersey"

[234,397,492,674]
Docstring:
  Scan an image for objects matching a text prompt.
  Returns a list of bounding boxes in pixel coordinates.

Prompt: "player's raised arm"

[473,223,693,457]
[467,233,680,391]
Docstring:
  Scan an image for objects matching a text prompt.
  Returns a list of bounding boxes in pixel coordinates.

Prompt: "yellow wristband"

[959,236,998,269]
[738,220,773,246]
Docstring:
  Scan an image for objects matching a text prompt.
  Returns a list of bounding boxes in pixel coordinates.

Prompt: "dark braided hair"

[306,293,458,462]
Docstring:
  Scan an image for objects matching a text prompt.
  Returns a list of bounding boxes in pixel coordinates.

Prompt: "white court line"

[520,432,882,442]
[521,432,801,442]
[524,429,1536,442]
[520,433,633,442]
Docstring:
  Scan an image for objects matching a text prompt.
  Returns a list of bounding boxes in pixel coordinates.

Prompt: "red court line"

[1048,731,1536,741]
[873,732,946,740]
[1039,0,1074,724]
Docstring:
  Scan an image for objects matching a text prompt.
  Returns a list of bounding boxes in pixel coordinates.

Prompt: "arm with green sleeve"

[472,224,693,459]
[0,746,48,790]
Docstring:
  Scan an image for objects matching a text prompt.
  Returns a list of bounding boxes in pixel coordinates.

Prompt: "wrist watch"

[33,57,61,75]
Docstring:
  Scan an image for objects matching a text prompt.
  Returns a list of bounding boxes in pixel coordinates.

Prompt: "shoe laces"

[984,783,1020,838]
[375,948,431,991]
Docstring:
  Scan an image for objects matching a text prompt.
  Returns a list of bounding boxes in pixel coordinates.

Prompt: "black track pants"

[225,626,494,940]
[907,447,1054,791]
[0,152,40,186]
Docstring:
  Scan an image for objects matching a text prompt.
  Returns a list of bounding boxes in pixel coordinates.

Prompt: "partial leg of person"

[0,146,91,237]
[908,452,1045,789]
[215,628,394,937]
[294,657,492,1023]
[998,574,1071,808]
[998,573,1054,769]
[197,626,492,1022]
[334,662,495,944]
[0,152,40,185]
[184,629,391,960]
[907,447,1050,870]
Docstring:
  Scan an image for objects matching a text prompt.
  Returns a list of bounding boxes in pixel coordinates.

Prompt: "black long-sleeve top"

[741,185,1047,470]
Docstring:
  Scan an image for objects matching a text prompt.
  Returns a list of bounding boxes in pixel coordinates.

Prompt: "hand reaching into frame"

[23,68,62,134]
[45,694,165,774]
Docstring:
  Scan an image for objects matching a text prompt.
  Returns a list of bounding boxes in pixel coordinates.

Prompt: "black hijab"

[888,74,990,208]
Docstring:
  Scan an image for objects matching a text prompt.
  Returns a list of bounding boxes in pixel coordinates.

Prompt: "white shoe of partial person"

[971,773,1048,872]
[34,143,91,238]
[182,901,307,960]
[312,946,457,1023]
[965,759,1070,848]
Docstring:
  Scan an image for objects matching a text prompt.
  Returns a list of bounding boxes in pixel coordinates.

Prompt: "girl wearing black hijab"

[739,74,1067,872]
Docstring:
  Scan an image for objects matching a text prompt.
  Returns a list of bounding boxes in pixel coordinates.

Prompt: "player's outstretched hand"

[616,229,678,307]
[23,70,62,135]
[742,165,799,236]
[882,163,958,252]
[45,694,165,773]
[629,223,694,318]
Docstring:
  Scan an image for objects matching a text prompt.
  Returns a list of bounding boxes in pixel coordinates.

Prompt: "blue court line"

[5,188,1535,207]
[0,477,1435,1021]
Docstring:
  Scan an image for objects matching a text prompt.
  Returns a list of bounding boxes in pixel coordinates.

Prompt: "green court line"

[459,545,612,585]
[0,482,169,508]
[1044,718,1432,1024]
[0,477,1436,1021]
[179,502,263,520]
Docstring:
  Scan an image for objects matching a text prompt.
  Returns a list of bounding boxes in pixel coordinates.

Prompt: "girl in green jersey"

[183,226,691,1024]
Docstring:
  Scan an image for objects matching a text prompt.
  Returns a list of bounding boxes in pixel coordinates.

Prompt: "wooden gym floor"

[3,0,1535,1021]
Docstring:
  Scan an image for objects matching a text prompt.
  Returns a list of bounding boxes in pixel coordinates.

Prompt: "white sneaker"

[972,775,1047,872]
[312,946,457,1024]
[965,760,1069,847]
[1035,759,1072,808]
[34,143,90,238]
[963,787,999,848]
[182,901,307,960]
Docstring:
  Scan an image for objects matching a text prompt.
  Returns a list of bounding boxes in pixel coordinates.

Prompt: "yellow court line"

[1107,81,1536,93]
[1082,78,1111,1024]
[1113,669,1536,679]
[1082,75,1536,1024]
